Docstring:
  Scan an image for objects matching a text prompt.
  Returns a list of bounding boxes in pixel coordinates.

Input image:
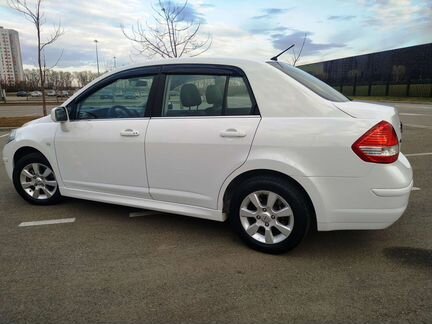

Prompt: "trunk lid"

[333,101,402,140]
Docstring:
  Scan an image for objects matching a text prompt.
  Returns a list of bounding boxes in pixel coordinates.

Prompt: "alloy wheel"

[239,190,294,244]
[19,163,58,200]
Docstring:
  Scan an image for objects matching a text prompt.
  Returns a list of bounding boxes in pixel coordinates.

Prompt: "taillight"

[352,121,399,164]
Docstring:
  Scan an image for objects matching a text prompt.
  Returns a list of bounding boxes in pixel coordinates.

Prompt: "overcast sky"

[0,0,431,72]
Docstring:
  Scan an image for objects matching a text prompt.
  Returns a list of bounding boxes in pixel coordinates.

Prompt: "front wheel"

[229,176,312,254]
[13,153,62,205]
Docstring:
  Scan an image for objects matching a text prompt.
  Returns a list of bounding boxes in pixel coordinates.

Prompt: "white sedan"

[2,58,413,253]
[30,90,43,97]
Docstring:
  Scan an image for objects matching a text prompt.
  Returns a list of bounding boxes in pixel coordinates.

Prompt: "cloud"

[252,7,294,19]
[327,15,356,21]
[271,31,346,57]
[359,0,430,28]
[247,7,293,34]
[200,3,215,8]
[159,1,205,23]
[247,26,288,34]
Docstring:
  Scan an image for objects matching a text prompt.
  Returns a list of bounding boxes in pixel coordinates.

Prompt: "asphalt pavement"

[0,101,431,323]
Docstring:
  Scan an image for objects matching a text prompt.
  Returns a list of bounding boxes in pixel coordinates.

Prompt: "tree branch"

[122,0,211,59]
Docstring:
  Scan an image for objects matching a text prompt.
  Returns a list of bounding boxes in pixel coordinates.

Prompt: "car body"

[16,90,28,97]
[30,91,42,97]
[46,90,56,96]
[2,58,413,253]
[58,90,69,97]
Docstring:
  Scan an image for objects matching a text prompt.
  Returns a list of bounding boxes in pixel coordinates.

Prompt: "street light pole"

[113,56,117,69]
[94,40,100,75]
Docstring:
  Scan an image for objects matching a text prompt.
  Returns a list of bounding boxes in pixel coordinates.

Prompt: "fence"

[330,77,432,98]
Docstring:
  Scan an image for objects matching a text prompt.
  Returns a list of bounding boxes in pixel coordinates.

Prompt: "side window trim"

[161,64,242,76]
[68,66,161,120]
[239,74,260,116]
[221,75,230,116]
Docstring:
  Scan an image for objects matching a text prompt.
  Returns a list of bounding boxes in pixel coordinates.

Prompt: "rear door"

[145,65,261,209]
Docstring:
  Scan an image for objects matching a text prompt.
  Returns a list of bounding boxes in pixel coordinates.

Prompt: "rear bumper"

[308,154,413,231]
[318,180,412,231]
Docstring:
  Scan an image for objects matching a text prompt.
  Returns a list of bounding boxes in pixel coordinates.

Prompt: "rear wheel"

[229,176,312,254]
[13,153,61,205]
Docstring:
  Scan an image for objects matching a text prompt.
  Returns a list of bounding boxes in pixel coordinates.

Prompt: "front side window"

[162,74,255,117]
[268,61,349,102]
[76,75,154,119]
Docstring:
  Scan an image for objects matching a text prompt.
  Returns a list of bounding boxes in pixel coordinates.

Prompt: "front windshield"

[268,61,349,102]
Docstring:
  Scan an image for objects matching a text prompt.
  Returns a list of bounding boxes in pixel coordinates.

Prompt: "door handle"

[120,129,140,137]
[220,128,247,138]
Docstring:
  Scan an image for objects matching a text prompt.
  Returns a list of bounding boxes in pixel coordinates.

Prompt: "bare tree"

[122,0,211,59]
[291,33,307,66]
[73,71,98,88]
[8,0,64,115]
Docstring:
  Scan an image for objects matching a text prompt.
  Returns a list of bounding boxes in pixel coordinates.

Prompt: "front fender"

[3,122,63,187]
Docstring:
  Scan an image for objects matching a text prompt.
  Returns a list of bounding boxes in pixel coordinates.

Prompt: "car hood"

[333,101,402,139]
[22,115,52,127]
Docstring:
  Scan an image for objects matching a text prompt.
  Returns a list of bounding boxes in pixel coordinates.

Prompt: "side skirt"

[61,187,226,222]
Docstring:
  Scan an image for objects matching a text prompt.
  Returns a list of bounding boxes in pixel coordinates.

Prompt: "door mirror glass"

[51,106,69,122]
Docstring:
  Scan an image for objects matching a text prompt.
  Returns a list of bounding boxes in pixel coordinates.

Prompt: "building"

[0,26,25,85]
[299,43,432,97]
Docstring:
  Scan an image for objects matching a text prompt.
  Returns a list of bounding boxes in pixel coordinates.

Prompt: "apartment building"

[0,26,25,85]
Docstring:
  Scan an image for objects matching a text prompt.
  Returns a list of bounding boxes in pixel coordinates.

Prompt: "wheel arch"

[221,169,317,230]
[13,146,48,166]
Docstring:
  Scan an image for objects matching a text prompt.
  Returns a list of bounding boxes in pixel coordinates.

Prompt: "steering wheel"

[108,105,134,118]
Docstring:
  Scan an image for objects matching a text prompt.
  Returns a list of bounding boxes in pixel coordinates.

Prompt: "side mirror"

[51,106,69,122]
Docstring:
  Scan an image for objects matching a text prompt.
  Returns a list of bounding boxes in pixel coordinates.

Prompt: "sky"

[0,0,431,72]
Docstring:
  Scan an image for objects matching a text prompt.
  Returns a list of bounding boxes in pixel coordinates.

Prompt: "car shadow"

[62,197,390,257]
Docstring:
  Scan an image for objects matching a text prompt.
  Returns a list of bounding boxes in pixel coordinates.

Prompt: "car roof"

[117,57,263,70]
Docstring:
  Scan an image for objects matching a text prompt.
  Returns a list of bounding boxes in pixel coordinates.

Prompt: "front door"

[55,71,158,198]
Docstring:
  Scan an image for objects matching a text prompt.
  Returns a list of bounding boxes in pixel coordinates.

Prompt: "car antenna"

[270,44,295,61]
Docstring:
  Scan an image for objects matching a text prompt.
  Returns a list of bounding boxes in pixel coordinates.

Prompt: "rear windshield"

[267,61,349,102]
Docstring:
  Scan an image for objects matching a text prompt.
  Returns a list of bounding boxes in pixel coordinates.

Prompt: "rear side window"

[268,61,349,102]
[226,77,253,115]
[162,74,256,117]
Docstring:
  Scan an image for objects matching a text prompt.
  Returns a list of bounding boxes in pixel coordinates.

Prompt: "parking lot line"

[0,133,10,138]
[404,124,432,130]
[18,218,76,227]
[129,210,161,217]
[405,152,432,157]
[412,187,421,191]
[399,113,430,116]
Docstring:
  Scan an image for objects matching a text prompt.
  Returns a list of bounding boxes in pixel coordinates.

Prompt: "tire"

[229,175,312,254]
[13,152,62,205]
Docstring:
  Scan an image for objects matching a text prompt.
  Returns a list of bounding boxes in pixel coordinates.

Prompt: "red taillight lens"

[352,121,399,164]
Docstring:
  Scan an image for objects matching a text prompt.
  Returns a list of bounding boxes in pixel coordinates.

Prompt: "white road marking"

[411,187,421,191]
[129,210,161,218]
[405,152,432,157]
[399,113,430,116]
[0,133,10,138]
[404,123,432,130]
[19,218,76,227]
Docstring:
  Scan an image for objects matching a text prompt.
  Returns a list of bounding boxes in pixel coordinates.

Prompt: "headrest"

[206,85,223,106]
[180,83,202,107]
